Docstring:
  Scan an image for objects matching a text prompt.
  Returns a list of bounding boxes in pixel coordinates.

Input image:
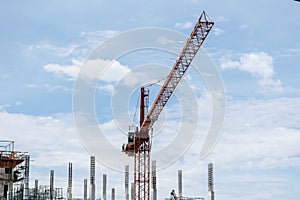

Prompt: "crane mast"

[122,11,214,200]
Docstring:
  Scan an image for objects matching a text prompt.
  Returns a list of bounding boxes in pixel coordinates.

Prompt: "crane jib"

[141,11,214,131]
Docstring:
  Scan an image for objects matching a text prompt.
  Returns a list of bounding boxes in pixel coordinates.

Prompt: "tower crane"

[122,11,214,200]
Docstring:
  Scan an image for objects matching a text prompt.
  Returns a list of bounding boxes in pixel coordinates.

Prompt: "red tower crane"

[122,11,214,200]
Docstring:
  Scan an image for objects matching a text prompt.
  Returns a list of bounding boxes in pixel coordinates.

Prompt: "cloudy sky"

[1,1,300,200]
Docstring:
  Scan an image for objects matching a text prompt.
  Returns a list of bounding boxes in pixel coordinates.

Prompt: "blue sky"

[1,0,300,200]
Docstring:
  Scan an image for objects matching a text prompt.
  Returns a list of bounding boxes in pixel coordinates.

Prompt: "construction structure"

[208,163,214,200]
[111,188,115,200]
[122,10,214,200]
[151,161,157,200]
[131,183,134,200]
[0,140,66,200]
[24,155,30,200]
[125,166,129,200]
[178,170,182,200]
[27,185,63,200]
[0,140,29,199]
[103,174,107,200]
[50,170,55,200]
[90,156,95,200]
[25,168,63,199]
[33,179,38,199]
[67,162,72,200]
[1,139,217,200]
[84,179,87,200]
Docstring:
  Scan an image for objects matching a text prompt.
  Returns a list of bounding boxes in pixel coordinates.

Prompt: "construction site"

[0,147,216,200]
[1,10,217,200]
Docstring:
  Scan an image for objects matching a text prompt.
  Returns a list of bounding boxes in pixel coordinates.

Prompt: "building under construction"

[0,140,29,200]
[0,140,216,200]
[0,141,63,200]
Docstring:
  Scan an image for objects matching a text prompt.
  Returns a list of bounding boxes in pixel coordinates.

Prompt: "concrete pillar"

[178,170,182,200]
[111,188,115,200]
[84,179,88,200]
[90,156,95,200]
[50,170,54,200]
[208,163,214,200]
[103,174,107,200]
[67,162,73,200]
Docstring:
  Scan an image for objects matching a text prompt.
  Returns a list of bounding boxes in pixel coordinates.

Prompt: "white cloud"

[0,104,10,111]
[0,112,72,163]
[44,59,81,80]
[158,36,176,45]
[180,97,300,199]
[80,30,117,49]
[1,95,300,199]
[44,58,130,83]
[213,27,224,36]
[92,59,130,83]
[29,30,117,59]
[211,97,300,170]
[220,52,274,77]
[215,16,230,23]
[15,101,23,106]
[98,84,115,94]
[77,30,118,58]
[0,111,97,196]
[28,44,78,58]
[259,78,282,93]
[121,71,147,87]
[175,21,193,30]
[220,52,283,92]
[26,84,71,92]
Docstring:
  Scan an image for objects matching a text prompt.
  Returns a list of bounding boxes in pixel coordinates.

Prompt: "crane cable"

[142,75,167,88]
[131,95,140,126]
[131,75,167,125]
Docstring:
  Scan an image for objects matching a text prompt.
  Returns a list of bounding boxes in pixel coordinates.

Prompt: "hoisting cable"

[131,94,140,126]
[142,75,167,88]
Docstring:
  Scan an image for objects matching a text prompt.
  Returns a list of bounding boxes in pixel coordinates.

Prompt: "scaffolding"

[0,141,29,200]
[27,186,63,200]
[1,184,23,200]
[0,142,26,169]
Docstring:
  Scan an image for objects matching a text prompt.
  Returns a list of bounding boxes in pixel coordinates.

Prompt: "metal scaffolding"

[0,140,29,200]
[28,185,63,200]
